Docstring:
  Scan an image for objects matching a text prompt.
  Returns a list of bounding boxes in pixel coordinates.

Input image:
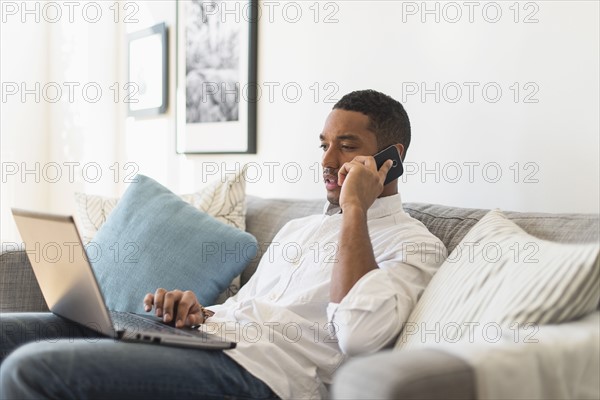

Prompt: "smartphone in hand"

[373,145,404,185]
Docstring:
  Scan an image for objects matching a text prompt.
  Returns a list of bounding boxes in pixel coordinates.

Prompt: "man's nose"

[321,147,339,170]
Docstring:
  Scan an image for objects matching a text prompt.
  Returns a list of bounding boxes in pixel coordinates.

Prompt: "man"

[0,90,445,399]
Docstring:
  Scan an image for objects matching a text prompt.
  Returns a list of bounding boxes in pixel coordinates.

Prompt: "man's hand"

[143,288,205,328]
[338,156,393,213]
[331,156,392,302]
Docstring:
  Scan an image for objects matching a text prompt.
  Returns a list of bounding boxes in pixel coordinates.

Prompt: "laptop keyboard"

[110,311,197,337]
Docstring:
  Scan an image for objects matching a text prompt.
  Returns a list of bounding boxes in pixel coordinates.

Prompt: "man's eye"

[341,145,356,151]
[319,144,328,151]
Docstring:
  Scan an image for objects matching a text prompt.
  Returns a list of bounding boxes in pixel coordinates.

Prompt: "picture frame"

[176,0,258,154]
[127,22,168,117]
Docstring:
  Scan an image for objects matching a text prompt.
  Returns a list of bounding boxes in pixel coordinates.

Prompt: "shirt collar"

[322,193,404,219]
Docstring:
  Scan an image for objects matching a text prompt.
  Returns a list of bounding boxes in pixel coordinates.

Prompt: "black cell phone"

[373,145,404,185]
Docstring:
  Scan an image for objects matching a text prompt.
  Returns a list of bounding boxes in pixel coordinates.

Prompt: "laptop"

[11,208,235,350]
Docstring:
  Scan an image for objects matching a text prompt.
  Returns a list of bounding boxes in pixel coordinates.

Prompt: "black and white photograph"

[177,0,258,153]
[185,0,240,123]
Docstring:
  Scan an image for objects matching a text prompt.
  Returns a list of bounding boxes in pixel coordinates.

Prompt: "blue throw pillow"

[89,174,258,313]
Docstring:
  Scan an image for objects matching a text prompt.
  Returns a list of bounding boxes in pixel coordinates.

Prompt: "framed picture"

[127,22,168,117]
[176,0,258,154]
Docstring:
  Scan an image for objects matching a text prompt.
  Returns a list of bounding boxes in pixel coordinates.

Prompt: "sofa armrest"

[437,312,600,400]
[332,312,600,400]
[0,250,48,312]
[331,348,476,399]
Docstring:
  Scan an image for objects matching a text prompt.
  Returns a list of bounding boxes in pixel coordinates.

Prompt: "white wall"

[1,1,599,243]
[45,5,121,209]
[1,12,49,243]
[1,1,121,243]
[127,1,599,214]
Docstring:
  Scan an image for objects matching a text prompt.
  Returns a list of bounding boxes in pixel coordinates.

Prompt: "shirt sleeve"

[326,260,431,356]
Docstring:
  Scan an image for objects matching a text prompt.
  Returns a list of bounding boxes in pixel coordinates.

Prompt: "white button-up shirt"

[203,194,446,399]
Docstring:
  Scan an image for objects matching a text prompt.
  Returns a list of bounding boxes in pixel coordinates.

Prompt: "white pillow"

[396,209,599,350]
[74,170,247,302]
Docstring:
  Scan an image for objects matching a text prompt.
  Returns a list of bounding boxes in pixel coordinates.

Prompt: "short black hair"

[333,89,411,158]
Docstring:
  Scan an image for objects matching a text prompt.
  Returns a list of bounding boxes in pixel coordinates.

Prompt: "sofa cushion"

[243,196,324,284]
[403,203,600,253]
[396,209,600,350]
[0,249,49,312]
[90,175,258,313]
[243,199,600,285]
[402,203,487,254]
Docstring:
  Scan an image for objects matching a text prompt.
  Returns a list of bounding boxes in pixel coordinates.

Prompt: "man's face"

[320,109,379,205]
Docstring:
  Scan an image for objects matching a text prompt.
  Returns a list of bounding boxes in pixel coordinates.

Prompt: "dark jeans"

[0,313,278,400]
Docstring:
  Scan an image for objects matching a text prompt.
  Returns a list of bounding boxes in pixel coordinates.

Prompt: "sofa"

[1,195,599,399]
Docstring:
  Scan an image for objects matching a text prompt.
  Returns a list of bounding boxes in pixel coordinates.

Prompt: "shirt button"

[269,293,277,301]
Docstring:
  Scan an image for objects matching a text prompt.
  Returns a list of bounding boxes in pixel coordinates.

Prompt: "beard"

[323,167,340,205]
[327,190,340,206]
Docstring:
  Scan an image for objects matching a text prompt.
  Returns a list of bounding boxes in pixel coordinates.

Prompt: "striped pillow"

[396,209,599,350]
[73,194,118,244]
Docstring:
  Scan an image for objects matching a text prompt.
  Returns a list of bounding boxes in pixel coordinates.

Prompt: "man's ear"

[394,144,406,161]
